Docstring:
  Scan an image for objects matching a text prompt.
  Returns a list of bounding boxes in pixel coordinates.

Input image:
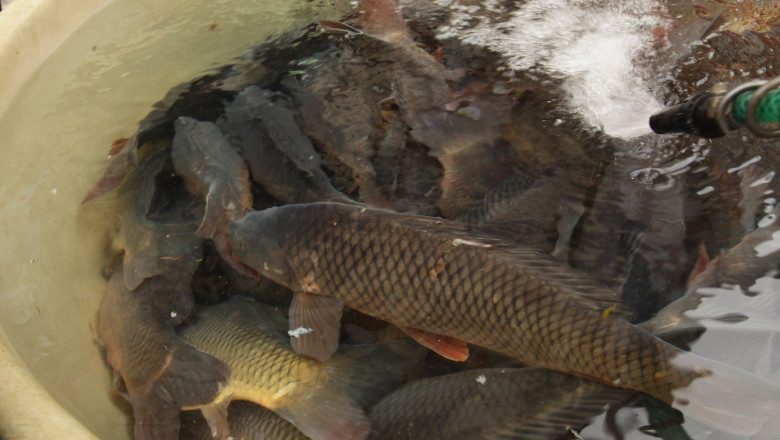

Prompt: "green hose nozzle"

[650,77,780,138]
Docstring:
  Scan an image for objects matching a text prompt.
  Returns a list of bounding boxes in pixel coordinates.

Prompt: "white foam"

[697,186,715,196]
[755,230,780,257]
[727,155,762,173]
[436,0,666,138]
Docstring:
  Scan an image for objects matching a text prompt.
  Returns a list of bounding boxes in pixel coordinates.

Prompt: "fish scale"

[366,368,630,440]
[178,296,422,440]
[229,203,702,404]
[180,304,325,409]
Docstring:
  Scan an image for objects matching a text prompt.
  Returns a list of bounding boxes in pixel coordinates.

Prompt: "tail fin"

[273,392,371,440]
[131,341,229,440]
[638,230,780,436]
[270,339,423,440]
[642,216,780,339]
[325,338,425,408]
[668,350,780,437]
[133,398,181,440]
[359,0,408,38]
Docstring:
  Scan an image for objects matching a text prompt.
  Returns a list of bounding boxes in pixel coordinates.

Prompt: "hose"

[650,77,780,138]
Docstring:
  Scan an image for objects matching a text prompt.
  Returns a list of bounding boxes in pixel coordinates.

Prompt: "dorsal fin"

[359,208,633,318]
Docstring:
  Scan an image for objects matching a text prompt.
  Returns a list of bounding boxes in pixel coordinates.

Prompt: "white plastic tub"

[0,2,111,436]
[0,0,349,437]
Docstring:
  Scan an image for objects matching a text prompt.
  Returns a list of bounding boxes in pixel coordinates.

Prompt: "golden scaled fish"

[178,296,421,440]
[367,368,630,440]
[97,265,229,440]
[226,202,780,436]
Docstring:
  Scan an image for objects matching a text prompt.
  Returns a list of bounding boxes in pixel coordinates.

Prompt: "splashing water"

[436,0,668,138]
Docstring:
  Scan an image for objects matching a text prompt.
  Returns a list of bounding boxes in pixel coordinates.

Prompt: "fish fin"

[380,210,632,317]
[199,395,232,440]
[274,339,422,439]
[82,152,133,204]
[385,211,477,235]
[495,248,634,318]
[400,327,470,361]
[642,219,780,336]
[686,244,710,287]
[327,338,425,407]
[359,0,408,38]
[132,397,181,440]
[289,292,343,361]
[274,392,370,440]
[318,19,363,36]
[196,188,229,239]
[668,351,780,436]
[129,340,230,439]
[490,385,631,440]
[122,251,162,291]
[155,340,230,408]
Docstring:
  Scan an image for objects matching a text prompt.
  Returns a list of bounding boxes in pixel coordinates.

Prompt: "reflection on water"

[2,0,779,439]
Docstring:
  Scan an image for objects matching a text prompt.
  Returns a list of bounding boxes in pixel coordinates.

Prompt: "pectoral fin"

[82,156,132,204]
[401,327,469,361]
[686,243,710,287]
[199,395,232,440]
[289,292,343,361]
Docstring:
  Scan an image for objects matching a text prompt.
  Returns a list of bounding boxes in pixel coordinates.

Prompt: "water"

[1,0,779,439]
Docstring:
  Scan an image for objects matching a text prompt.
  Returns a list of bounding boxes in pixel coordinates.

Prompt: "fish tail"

[161,340,229,406]
[132,396,181,440]
[636,240,780,435]
[195,188,231,239]
[359,0,408,39]
[273,392,370,440]
[272,339,423,440]
[325,338,424,408]
[667,350,780,436]
[132,340,229,440]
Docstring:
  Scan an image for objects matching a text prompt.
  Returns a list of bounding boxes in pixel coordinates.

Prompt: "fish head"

[226,208,294,287]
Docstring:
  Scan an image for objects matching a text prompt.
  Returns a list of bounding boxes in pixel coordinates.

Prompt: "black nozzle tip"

[649,91,728,138]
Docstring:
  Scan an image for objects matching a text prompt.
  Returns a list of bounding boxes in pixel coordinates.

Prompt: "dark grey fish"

[179,401,308,440]
[282,38,394,207]
[367,368,630,440]
[644,204,780,335]
[358,0,452,113]
[171,117,252,240]
[458,169,587,255]
[97,264,229,440]
[111,150,203,290]
[83,78,232,203]
[226,202,780,436]
[218,86,352,205]
[373,112,441,216]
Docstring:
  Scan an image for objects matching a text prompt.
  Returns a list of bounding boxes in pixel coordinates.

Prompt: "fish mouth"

[227,244,261,279]
[217,234,261,279]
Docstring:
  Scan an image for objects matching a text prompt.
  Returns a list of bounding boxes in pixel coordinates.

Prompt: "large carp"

[227,202,780,436]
